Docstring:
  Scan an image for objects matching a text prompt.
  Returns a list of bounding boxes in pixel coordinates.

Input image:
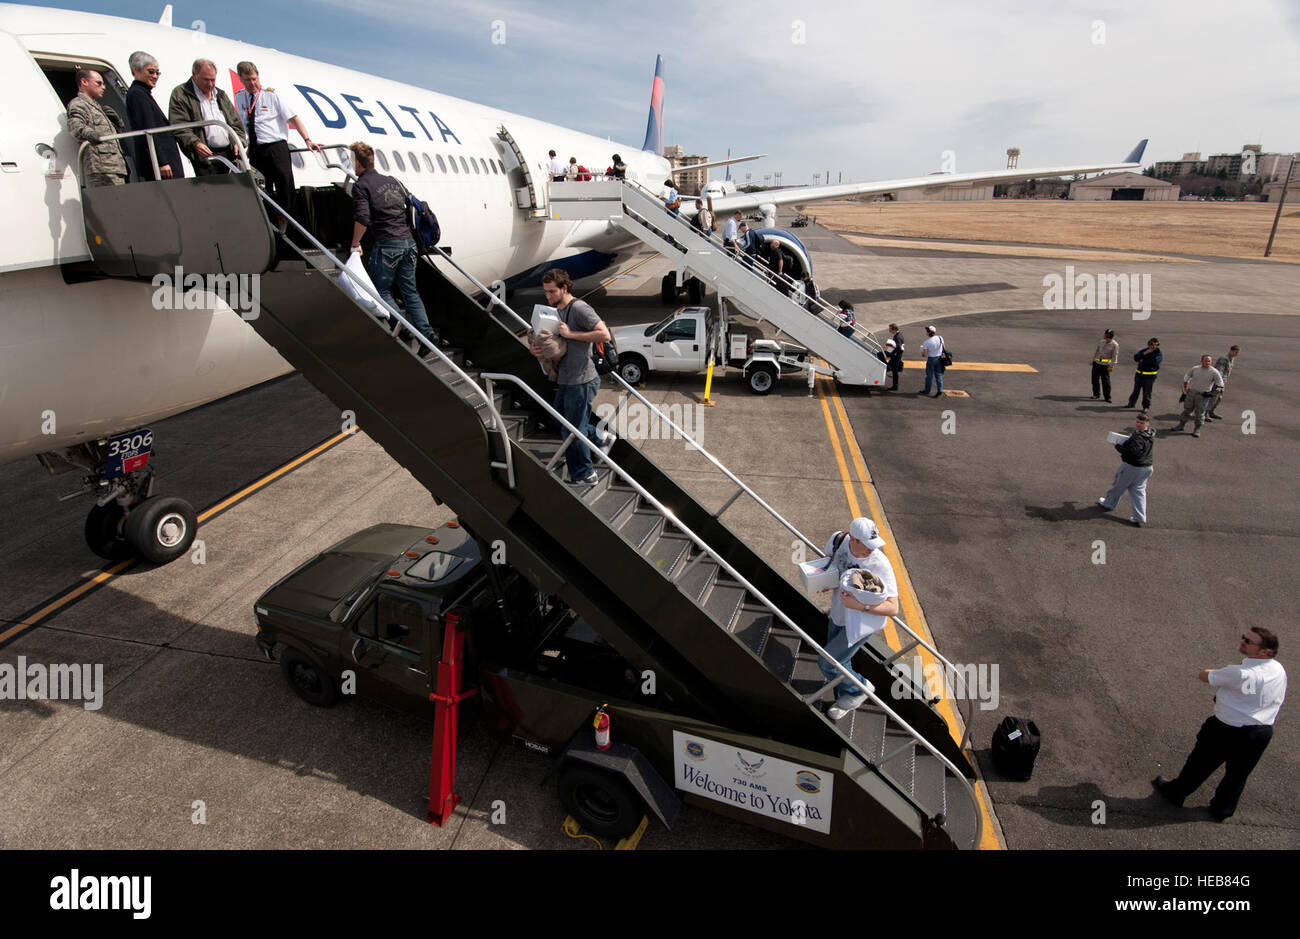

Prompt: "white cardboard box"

[531,304,560,335]
[1107,431,1129,445]
[798,557,839,594]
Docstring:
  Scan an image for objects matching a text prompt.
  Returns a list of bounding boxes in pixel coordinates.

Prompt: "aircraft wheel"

[686,277,704,304]
[124,496,197,565]
[747,363,777,395]
[84,502,133,561]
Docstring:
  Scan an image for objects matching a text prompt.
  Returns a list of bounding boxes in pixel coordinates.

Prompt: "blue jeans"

[368,238,434,341]
[924,356,944,394]
[817,618,870,706]
[554,377,602,480]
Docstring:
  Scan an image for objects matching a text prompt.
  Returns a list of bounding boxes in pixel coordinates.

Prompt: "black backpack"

[991,716,1041,780]
[404,189,441,253]
[592,335,619,376]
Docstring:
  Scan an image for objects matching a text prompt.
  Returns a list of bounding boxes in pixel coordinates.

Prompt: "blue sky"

[17,0,1300,183]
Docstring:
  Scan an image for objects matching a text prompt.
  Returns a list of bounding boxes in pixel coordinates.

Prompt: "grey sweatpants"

[1102,462,1153,523]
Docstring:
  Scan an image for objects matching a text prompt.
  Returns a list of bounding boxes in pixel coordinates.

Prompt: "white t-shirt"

[722,216,739,241]
[549,157,564,177]
[921,335,944,358]
[1208,658,1287,727]
[823,533,898,626]
[662,185,678,204]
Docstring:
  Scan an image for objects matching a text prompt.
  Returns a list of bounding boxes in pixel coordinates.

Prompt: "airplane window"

[488,160,498,175]
[499,160,507,174]
[409,151,420,172]
[436,154,447,172]
[423,154,435,173]
[459,157,469,174]
[393,150,406,171]
[471,158,481,174]
[375,149,389,171]
[291,151,304,169]
[448,155,459,174]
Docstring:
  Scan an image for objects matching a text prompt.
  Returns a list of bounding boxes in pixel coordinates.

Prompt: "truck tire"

[557,762,644,839]
[280,647,339,707]
[124,495,197,565]
[686,276,703,304]
[617,355,647,385]
[746,363,777,395]
[660,273,677,304]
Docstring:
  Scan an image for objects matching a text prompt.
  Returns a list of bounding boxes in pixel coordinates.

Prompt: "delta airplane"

[0,2,1146,563]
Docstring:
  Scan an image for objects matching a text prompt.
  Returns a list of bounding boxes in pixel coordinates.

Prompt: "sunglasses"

[145,68,161,75]
[1241,634,1260,645]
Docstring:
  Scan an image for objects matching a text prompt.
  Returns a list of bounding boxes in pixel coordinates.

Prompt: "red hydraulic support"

[427,611,478,826]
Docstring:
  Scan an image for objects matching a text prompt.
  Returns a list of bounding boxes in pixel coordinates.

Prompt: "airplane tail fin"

[641,55,664,155]
[1124,138,1149,164]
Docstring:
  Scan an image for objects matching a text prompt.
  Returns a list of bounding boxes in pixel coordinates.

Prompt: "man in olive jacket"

[66,68,127,186]
[168,58,246,175]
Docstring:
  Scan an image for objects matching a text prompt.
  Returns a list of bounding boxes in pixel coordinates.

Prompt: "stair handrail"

[76,120,252,180]
[480,370,982,848]
[252,186,516,488]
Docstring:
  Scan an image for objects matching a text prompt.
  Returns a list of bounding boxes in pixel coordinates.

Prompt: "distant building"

[1069,172,1179,201]
[664,144,709,194]
[1258,153,1299,183]
[1154,152,1204,178]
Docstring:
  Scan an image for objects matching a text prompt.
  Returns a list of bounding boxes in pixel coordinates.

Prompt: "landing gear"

[660,272,676,304]
[38,435,198,565]
[661,273,704,305]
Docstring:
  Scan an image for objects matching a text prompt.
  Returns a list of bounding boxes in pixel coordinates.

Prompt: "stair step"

[759,627,801,681]
[847,705,888,764]
[702,578,747,629]
[586,484,639,524]
[909,750,948,817]
[943,773,980,848]
[515,435,562,462]
[673,554,718,603]
[729,603,775,656]
[642,530,692,580]
[878,728,918,795]
[616,508,664,551]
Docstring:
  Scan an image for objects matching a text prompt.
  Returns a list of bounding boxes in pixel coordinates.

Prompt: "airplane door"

[0,31,88,269]
[651,317,702,372]
[496,124,549,220]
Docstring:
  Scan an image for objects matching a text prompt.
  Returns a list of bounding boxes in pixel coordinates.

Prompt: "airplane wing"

[703,139,1149,216]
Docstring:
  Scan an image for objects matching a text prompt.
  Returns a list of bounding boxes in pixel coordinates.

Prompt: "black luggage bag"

[991,716,1041,780]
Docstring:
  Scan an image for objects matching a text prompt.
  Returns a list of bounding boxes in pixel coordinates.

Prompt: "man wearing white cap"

[819,517,900,720]
[920,325,946,396]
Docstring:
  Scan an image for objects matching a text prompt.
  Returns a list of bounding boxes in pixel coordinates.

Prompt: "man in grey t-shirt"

[530,269,611,486]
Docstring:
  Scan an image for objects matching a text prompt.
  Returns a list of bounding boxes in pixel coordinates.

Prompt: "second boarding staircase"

[75,137,982,849]
[549,178,889,388]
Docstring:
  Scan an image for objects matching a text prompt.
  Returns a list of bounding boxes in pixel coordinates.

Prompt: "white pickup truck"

[611,305,828,395]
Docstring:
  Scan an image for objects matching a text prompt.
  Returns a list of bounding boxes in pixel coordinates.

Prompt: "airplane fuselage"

[0,3,668,462]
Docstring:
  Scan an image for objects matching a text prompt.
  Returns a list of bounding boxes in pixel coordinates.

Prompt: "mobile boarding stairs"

[548,178,889,390]
[75,126,981,850]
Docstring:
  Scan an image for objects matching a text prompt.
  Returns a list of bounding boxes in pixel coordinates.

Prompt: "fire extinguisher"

[593,704,610,750]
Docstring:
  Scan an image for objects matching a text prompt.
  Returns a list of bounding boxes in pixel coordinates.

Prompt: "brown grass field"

[810,200,1300,263]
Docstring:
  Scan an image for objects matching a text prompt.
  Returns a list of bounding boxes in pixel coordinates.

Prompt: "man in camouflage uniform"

[67,69,127,187]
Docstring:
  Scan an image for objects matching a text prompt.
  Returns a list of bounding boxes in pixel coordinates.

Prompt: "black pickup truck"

[253,520,675,837]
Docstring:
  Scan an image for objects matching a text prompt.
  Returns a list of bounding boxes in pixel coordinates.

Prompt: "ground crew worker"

[1207,345,1240,421]
[1098,411,1154,527]
[1090,328,1118,402]
[1175,354,1224,438]
[1125,337,1162,410]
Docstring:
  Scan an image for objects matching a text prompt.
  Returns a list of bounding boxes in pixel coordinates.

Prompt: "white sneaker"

[827,691,869,721]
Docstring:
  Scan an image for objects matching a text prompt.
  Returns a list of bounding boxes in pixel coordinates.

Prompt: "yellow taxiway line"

[816,371,1003,850]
